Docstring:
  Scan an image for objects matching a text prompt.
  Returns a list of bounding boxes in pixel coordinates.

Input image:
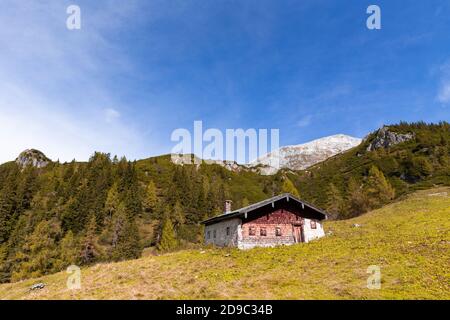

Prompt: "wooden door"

[293,225,303,243]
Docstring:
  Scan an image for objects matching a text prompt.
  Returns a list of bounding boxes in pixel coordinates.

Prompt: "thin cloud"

[0,1,148,164]
[105,108,121,123]
[297,115,312,128]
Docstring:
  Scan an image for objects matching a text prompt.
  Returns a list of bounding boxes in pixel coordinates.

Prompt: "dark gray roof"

[201,193,328,225]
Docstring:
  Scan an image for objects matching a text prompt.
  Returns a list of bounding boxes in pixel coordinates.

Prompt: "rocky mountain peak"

[366,126,415,151]
[15,149,51,169]
[251,134,362,174]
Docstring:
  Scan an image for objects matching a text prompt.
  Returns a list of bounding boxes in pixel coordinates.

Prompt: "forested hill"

[291,122,450,218]
[0,121,449,282]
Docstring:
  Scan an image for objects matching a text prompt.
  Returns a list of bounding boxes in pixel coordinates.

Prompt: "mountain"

[15,149,51,169]
[251,134,362,174]
[1,187,448,299]
[0,121,448,283]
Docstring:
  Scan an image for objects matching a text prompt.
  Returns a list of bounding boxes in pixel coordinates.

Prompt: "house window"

[207,231,210,239]
[249,226,256,236]
[213,230,217,238]
[275,227,282,236]
[260,227,267,236]
[310,220,317,229]
[226,227,230,236]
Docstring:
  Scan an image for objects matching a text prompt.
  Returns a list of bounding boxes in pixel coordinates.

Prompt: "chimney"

[224,200,233,213]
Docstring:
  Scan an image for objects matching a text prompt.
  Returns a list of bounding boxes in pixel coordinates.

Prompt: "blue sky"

[0,0,449,163]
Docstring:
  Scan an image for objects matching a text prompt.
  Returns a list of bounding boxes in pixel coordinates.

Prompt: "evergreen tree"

[157,218,177,252]
[172,201,186,229]
[365,166,395,208]
[326,183,345,219]
[105,183,120,221]
[111,218,141,261]
[11,219,62,281]
[59,231,79,267]
[108,201,141,261]
[80,215,100,265]
[281,176,300,197]
[143,180,158,214]
[347,178,369,218]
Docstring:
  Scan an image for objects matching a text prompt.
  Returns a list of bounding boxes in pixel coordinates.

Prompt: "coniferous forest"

[0,122,449,282]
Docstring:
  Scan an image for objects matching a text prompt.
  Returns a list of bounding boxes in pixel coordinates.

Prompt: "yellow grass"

[1,187,449,300]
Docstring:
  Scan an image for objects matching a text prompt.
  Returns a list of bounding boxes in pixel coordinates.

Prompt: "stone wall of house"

[238,209,300,249]
[204,218,241,247]
[303,218,325,242]
[204,209,326,249]
[238,222,296,249]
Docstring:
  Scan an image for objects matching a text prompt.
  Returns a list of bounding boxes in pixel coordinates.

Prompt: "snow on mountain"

[251,134,362,174]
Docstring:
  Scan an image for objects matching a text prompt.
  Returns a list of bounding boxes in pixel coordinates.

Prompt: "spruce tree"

[157,218,177,252]
[105,183,120,221]
[326,183,345,219]
[80,215,100,265]
[111,218,141,261]
[143,180,158,214]
[11,219,62,281]
[59,231,79,267]
[172,201,186,229]
[347,178,369,218]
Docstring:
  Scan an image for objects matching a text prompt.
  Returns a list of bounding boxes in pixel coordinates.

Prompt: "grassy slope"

[0,187,449,300]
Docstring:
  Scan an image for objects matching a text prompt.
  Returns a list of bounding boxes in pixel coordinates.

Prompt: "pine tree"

[365,166,395,208]
[80,215,101,265]
[11,219,62,281]
[157,218,177,252]
[347,178,369,218]
[105,183,120,221]
[172,201,186,229]
[111,218,141,261]
[109,201,142,261]
[281,176,300,197]
[326,183,345,219]
[59,231,79,267]
[143,180,158,214]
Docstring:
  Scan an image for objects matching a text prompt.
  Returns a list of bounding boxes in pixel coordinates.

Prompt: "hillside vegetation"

[0,122,448,282]
[0,187,448,300]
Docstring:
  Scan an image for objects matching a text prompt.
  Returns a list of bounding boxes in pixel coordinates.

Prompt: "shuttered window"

[275,227,282,236]
[260,227,267,236]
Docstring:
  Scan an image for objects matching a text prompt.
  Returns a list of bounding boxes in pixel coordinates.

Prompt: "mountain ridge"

[251,134,362,174]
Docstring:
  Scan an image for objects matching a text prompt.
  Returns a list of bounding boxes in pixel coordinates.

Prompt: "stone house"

[201,193,327,249]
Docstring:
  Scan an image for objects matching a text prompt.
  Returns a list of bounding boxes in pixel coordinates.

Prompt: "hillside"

[292,122,450,217]
[0,122,448,283]
[0,187,448,300]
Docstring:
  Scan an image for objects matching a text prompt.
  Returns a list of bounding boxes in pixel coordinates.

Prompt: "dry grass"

[0,187,449,300]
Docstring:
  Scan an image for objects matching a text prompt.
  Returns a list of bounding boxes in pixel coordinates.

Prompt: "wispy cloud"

[104,108,121,123]
[0,1,146,164]
[297,115,312,128]
[437,82,450,103]
[436,61,450,104]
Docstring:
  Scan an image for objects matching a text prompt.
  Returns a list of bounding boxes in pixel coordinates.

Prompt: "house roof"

[201,193,328,225]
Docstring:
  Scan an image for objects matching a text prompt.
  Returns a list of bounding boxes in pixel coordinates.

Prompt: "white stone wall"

[204,217,325,248]
[204,218,241,247]
[303,218,325,242]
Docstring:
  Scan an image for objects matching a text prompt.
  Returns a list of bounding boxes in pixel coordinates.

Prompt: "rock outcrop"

[15,149,51,169]
[366,126,415,151]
